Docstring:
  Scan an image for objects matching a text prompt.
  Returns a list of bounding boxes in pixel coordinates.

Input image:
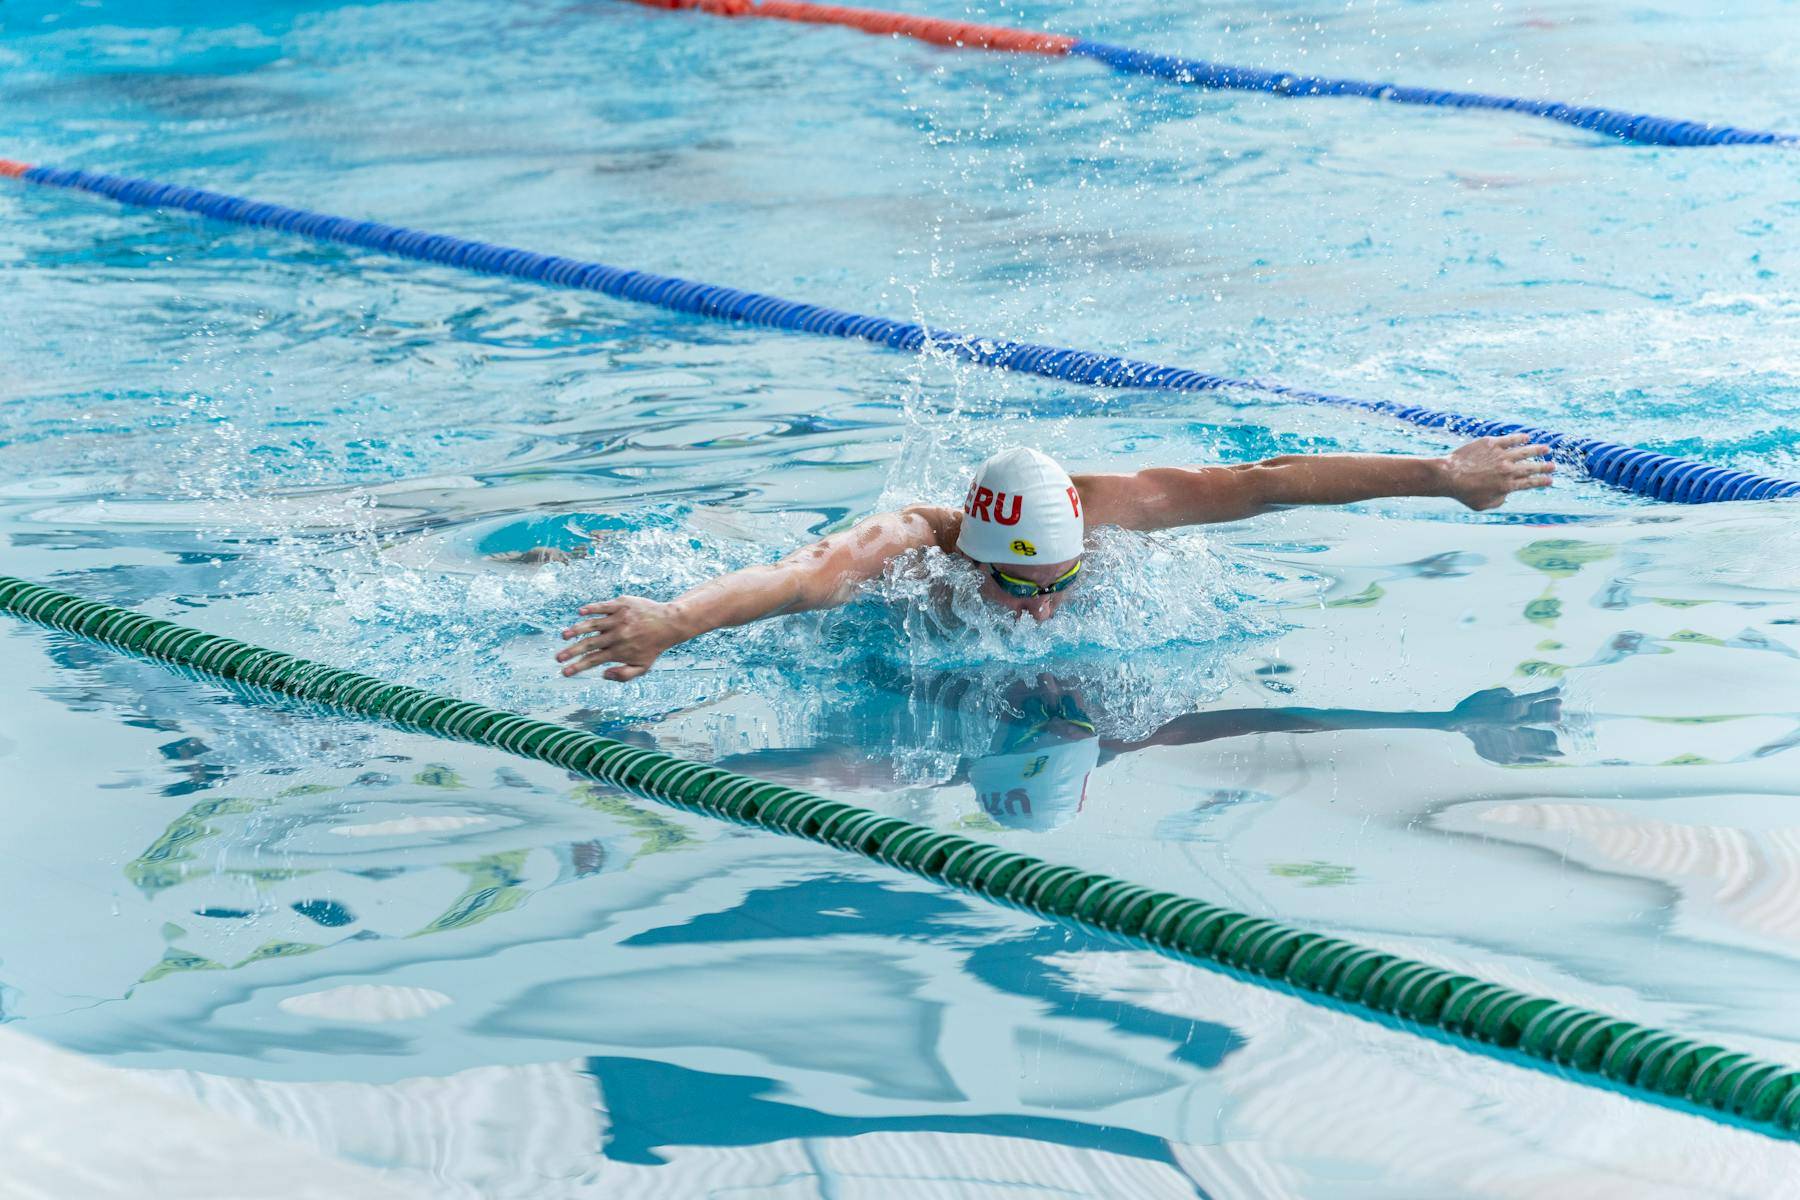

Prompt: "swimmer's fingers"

[1510,453,1554,490]
[558,629,661,680]
[556,629,618,660]
[557,596,672,680]
[564,650,655,681]
[557,618,612,644]
[560,615,618,640]
[1508,443,1551,462]
[560,645,621,677]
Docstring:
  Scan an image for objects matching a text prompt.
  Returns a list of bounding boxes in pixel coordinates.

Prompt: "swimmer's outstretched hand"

[1446,686,1563,764]
[1443,434,1554,510]
[557,596,682,681]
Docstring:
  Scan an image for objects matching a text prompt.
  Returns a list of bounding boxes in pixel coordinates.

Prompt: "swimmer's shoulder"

[895,504,963,553]
[1068,471,1138,528]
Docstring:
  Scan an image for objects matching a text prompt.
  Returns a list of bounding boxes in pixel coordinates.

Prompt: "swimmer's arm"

[713,745,943,790]
[1103,688,1561,758]
[1102,707,1447,753]
[558,506,955,680]
[684,505,956,620]
[1078,434,1552,529]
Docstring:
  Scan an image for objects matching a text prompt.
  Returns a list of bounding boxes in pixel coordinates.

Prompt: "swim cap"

[967,735,1100,833]
[954,447,1084,566]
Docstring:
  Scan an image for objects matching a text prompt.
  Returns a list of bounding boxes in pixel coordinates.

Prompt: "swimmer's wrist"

[664,598,711,642]
[1426,456,1454,498]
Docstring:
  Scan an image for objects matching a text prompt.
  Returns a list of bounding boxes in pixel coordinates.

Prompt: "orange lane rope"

[624,0,1075,54]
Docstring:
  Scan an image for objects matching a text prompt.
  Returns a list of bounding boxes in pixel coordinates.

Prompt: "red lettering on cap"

[971,487,994,521]
[993,492,1022,526]
[1067,486,1081,518]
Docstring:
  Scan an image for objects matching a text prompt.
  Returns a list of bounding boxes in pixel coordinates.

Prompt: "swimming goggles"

[987,560,1082,598]
[1001,693,1097,752]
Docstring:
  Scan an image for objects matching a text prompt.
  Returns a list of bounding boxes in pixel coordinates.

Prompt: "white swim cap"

[954,447,1084,565]
[968,736,1100,833]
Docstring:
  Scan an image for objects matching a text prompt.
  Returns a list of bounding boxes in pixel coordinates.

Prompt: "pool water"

[2,0,1799,1194]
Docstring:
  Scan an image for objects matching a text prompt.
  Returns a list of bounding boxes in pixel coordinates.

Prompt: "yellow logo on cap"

[1010,539,1037,556]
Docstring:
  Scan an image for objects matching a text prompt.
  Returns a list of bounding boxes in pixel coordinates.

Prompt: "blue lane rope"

[1067,41,1799,148]
[11,162,1799,504]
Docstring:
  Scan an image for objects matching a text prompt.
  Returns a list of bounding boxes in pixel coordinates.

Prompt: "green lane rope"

[6,572,1799,1137]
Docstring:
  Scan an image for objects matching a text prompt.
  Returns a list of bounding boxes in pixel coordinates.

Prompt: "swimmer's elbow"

[778,511,927,610]
[778,545,863,611]
[1223,462,1298,515]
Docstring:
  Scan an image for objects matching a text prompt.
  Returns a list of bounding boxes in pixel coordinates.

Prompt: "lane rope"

[6,159,1797,505]
[5,572,1800,1138]
[623,0,1799,148]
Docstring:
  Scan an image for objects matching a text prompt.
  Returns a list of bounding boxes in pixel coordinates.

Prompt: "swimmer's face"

[975,556,1083,621]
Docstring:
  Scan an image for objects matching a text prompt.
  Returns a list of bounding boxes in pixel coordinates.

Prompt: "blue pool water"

[3,0,1800,1193]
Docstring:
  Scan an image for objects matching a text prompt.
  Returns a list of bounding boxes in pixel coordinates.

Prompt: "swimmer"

[557,435,1553,680]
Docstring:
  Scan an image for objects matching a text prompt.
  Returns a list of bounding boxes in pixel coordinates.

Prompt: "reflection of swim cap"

[968,736,1100,833]
[955,447,1084,566]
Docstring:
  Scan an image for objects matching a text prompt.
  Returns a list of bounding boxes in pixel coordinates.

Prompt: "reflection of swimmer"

[696,683,1563,834]
[556,438,1554,680]
[968,695,1103,834]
